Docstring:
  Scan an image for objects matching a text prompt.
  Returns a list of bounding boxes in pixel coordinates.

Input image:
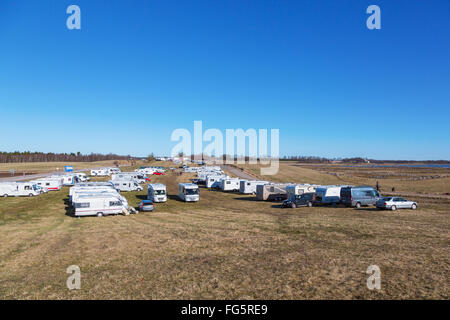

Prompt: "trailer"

[72,190,128,208]
[239,180,269,194]
[147,183,167,202]
[256,183,290,201]
[48,174,76,186]
[106,167,121,175]
[178,183,199,202]
[73,194,127,217]
[90,169,110,176]
[286,184,319,200]
[315,186,347,205]
[111,180,143,192]
[206,175,228,188]
[73,172,90,182]
[112,172,149,184]
[0,182,41,197]
[69,182,116,199]
[220,178,242,192]
[29,178,63,191]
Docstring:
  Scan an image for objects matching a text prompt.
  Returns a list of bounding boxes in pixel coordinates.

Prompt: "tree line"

[0,151,132,163]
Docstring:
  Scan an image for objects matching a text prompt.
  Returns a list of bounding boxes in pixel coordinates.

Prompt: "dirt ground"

[0,162,448,299]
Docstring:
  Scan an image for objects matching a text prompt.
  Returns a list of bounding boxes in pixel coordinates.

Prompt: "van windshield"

[155,190,165,195]
[185,188,198,195]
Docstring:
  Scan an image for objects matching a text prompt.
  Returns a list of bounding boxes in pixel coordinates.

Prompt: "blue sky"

[0,0,449,160]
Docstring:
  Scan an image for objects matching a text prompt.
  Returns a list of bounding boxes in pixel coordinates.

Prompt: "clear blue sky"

[0,0,449,160]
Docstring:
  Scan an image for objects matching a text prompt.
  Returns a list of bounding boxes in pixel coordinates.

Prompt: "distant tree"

[147,153,155,163]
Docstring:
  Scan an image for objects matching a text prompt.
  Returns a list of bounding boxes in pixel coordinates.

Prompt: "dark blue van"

[340,186,381,208]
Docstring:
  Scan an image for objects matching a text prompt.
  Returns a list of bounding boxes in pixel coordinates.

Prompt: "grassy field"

[0,162,448,299]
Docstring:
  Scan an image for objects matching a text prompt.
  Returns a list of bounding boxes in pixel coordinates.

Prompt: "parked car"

[340,186,381,208]
[282,193,316,208]
[153,172,164,175]
[376,197,418,211]
[138,200,154,212]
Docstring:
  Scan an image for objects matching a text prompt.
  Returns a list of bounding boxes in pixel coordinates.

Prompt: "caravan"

[73,194,126,217]
[90,169,110,177]
[147,184,167,202]
[178,183,199,202]
[112,172,149,184]
[0,182,40,197]
[315,186,347,205]
[111,180,143,192]
[49,174,76,186]
[206,175,228,189]
[286,184,318,200]
[29,178,63,191]
[256,183,290,201]
[220,178,241,192]
[73,172,90,182]
[239,180,268,194]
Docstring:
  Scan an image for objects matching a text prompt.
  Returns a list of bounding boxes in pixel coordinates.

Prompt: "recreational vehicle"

[73,194,126,217]
[147,184,167,202]
[112,172,149,184]
[314,186,346,205]
[49,174,75,186]
[256,183,290,201]
[74,173,90,182]
[220,178,241,192]
[90,169,110,176]
[111,180,143,192]
[178,183,199,202]
[107,167,121,175]
[72,191,127,208]
[206,175,228,189]
[69,182,116,199]
[340,186,381,208]
[29,178,63,191]
[239,180,269,194]
[286,184,318,200]
[0,182,40,197]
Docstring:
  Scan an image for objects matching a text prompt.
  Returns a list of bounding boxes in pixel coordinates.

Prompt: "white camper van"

[220,178,241,192]
[111,180,143,192]
[73,194,126,217]
[29,178,63,191]
[147,184,167,202]
[178,183,199,202]
[315,186,346,205]
[69,182,116,199]
[0,182,40,197]
[239,180,269,194]
[112,172,148,184]
[74,172,90,182]
[49,174,75,186]
[90,169,110,177]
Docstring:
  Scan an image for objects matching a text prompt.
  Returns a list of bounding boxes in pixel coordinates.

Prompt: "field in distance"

[0,161,448,299]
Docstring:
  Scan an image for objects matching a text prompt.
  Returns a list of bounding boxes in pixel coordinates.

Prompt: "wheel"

[391,205,397,211]
[291,203,296,209]
[355,202,361,209]
[307,202,312,207]
[97,212,103,217]
[29,193,33,197]
[411,204,417,210]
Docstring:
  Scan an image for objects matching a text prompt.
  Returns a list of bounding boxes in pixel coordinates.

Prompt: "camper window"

[109,201,121,207]
[75,203,90,208]
[155,190,165,195]
[185,188,198,195]
[226,181,231,184]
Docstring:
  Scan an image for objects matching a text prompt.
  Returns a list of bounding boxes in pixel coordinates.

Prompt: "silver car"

[376,197,418,211]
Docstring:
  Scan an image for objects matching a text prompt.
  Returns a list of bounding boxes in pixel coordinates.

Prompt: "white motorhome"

[135,167,156,175]
[0,182,40,197]
[147,184,167,202]
[178,183,199,202]
[220,178,241,192]
[73,194,126,217]
[315,186,346,205]
[106,167,121,175]
[286,184,318,200]
[90,169,110,176]
[72,190,127,208]
[49,174,76,186]
[112,172,148,184]
[111,180,143,192]
[69,182,116,199]
[29,178,63,191]
[206,175,228,189]
[239,180,269,194]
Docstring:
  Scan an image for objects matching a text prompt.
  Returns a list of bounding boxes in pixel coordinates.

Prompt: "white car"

[376,197,418,211]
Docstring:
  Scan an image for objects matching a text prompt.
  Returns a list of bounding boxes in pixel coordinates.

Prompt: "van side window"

[75,203,90,208]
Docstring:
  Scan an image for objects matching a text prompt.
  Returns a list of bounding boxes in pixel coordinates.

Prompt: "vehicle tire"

[291,203,296,209]
[355,202,361,209]
[29,193,33,197]
[391,205,397,211]
[307,202,312,207]
[411,204,417,210]
[3,194,8,198]
[97,212,103,217]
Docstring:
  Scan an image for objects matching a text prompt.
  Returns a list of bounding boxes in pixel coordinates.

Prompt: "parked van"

[147,184,167,202]
[111,180,143,192]
[239,180,268,194]
[29,178,63,191]
[340,186,381,208]
[178,183,199,202]
[0,182,40,197]
[73,194,126,217]
[315,186,347,205]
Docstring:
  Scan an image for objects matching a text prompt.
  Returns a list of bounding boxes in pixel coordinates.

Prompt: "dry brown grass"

[0,164,448,299]
[0,160,131,173]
